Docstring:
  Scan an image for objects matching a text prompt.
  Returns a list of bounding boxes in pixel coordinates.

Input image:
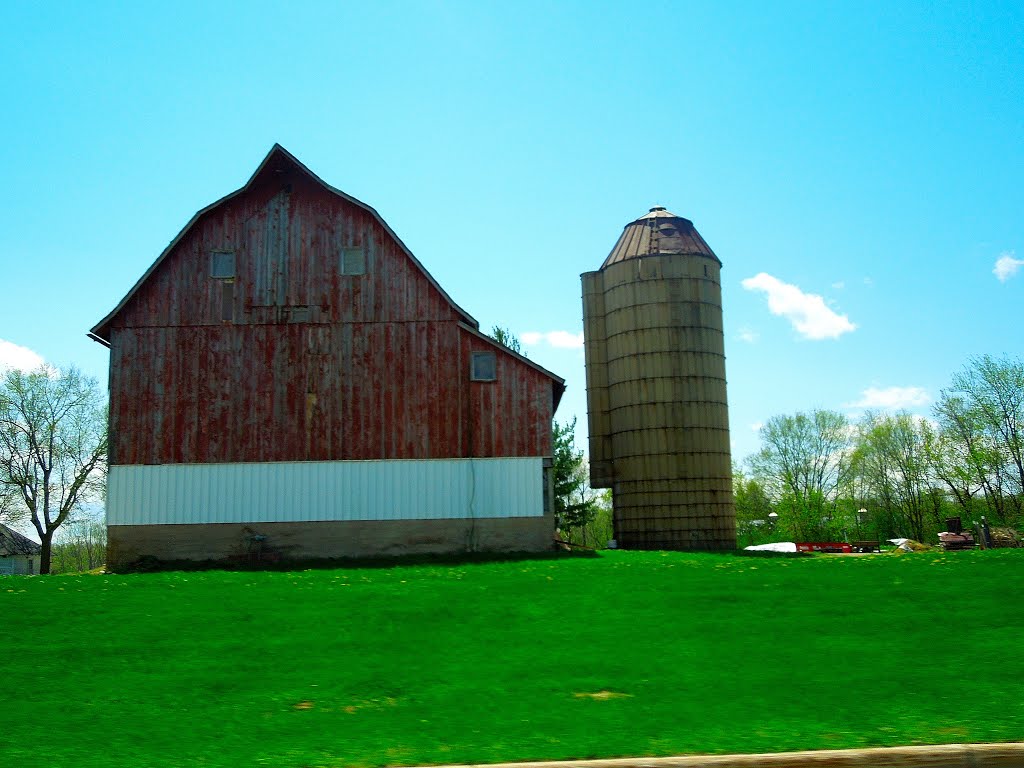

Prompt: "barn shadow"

[112,548,601,574]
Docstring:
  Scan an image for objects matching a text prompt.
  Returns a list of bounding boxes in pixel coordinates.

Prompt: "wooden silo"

[582,207,736,550]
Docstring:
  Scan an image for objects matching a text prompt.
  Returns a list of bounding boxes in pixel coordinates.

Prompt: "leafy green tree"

[748,410,851,539]
[924,405,985,518]
[0,366,107,574]
[490,325,523,355]
[562,488,614,548]
[733,465,776,545]
[50,517,107,574]
[552,417,599,535]
[853,411,933,542]
[935,354,1024,524]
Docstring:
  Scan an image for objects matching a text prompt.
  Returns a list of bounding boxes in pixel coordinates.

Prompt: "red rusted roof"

[601,206,719,268]
[89,144,479,345]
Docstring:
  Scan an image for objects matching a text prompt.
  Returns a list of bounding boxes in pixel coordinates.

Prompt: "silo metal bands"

[582,207,736,550]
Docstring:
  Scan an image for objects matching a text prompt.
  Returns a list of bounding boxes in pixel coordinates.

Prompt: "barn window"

[340,246,365,276]
[471,352,497,381]
[210,250,236,279]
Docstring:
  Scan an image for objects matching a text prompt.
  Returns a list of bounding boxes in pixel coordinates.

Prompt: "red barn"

[90,145,563,566]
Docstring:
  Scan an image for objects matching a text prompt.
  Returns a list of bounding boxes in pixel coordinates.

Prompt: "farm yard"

[3,549,1023,767]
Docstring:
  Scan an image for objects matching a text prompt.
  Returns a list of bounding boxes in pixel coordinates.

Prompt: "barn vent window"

[210,250,236,279]
[471,352,497,382]
[340,246,366,276]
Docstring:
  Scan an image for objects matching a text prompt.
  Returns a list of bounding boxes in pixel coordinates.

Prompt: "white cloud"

[737,327,759,344]
[750,421,764,433]
[522,330,584,349]
[740,273,857,340]
[846,386,931,409]
[863,277,874,286]
[831,281,845,290]
[993,251,1024,283]
[0,339,45,372]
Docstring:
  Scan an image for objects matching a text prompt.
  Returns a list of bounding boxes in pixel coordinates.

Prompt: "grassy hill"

[3,549,1022,767]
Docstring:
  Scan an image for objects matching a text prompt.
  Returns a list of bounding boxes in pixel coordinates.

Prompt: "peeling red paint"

[99,147,561,467]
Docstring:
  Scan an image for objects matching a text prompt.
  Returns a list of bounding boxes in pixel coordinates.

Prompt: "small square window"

[211,250,236,279]
[471,352,497,382]
[340,247,365,276]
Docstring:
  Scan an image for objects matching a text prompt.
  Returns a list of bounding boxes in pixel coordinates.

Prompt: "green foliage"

[854,412,934,542]
[746,356,1024,544]
[732,466,776,546]
[552,417,599,532]
[2,551,1023,767]
[748,409,851,539]
[561,488,613,548]
[49,518,107,574]
[935,354,1024,526]
[490,325,523,355]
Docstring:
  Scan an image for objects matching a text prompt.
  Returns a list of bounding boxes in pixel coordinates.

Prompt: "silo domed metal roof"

[602,206,720,268]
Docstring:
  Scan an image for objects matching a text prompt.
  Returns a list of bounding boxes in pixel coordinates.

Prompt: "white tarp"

[744,542,797,553]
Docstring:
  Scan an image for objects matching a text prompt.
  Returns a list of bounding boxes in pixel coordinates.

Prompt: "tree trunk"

[40,532,53,575]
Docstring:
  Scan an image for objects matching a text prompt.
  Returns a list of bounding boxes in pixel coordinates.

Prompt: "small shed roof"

[602,206,720,268]
[0,524,42,557]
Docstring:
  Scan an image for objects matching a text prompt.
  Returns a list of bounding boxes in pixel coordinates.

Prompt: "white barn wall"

[108,457,544,526]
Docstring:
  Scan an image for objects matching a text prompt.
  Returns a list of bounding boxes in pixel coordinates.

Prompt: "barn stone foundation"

[107,515,555,568]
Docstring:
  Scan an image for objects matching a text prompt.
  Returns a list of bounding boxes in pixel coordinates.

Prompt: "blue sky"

[1,0,1022,466]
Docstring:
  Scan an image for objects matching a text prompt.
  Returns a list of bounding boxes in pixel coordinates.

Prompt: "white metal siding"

[108,457,544,525]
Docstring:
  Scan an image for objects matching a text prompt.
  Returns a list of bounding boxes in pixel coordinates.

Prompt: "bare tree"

[0,366,107,574]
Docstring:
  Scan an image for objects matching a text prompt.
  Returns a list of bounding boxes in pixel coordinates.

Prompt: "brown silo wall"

[598,253,736,550]
[581,271,613,487]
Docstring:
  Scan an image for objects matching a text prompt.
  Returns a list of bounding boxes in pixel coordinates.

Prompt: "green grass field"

[3,549,1022,767]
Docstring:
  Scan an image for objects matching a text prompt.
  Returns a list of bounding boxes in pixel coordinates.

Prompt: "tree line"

[738,354,1024,546]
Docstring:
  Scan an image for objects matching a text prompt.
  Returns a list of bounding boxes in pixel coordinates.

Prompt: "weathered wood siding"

[106,152,555,467]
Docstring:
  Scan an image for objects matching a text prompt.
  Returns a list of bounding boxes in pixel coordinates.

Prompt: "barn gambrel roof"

[89,143,480,344]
